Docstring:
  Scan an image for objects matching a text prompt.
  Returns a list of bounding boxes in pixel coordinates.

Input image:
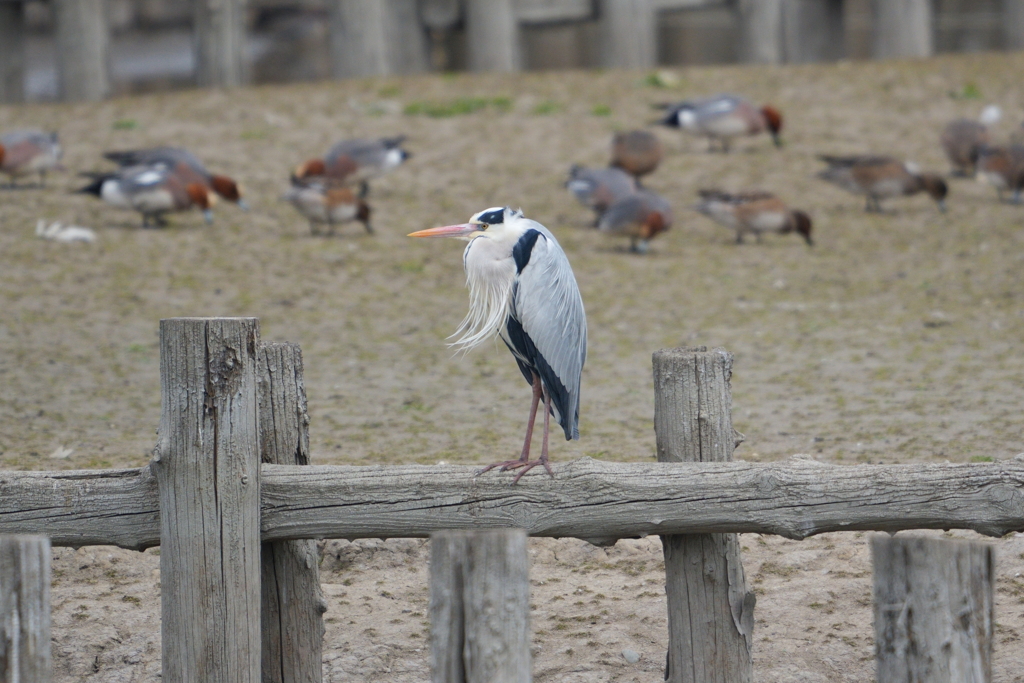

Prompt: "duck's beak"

[937,199,947,213]
[408,223,481,239]
[203,209,215,224]
[237,198,250,211]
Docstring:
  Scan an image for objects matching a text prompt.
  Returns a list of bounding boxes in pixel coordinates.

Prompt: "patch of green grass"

[112,119,138,130]
[591,104,612,116]
[970,455,994,462]
[403,97,511,118]
[532,100,561,115]
[240,129,270,140]
[949,82,982,99]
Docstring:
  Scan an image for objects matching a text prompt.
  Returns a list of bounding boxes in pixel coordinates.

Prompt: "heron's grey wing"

[511,228,587,439]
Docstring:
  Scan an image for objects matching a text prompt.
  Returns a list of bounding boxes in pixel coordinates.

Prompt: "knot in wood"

[207,344,244,396]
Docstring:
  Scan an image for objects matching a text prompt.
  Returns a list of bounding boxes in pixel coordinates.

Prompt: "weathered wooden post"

[1005,0,1024,50]
[466,0,520,72]
[0,535,50,682]
[53,0,110,101]
[872,535,994,683]
[653,347,754,683]
[329,0,429,78]
[598,0,657,69]
[0,1,25,104]
[872,0,933,59]
[430,529,531,683]
[258,342,326,683]
[153,318,261,683]
[737,0,784,64]
[193,0,249,87]
[782,0,845,63]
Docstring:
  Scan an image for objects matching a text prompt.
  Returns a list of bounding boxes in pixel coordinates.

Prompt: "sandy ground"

[2,52,1024,681]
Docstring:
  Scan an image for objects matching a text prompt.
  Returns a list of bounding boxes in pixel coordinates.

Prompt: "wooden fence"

[0,316,1022,682]
[5,0,1024,103]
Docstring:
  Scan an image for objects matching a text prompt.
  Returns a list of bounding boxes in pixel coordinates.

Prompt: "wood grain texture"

[0,2,25,104]
[329,0,428,78]
[2,458,1022,547]
[153,318,261,683]
[654,347,753,683]
[872,0,933,59]
[258,342,326,683]
[0,535,51,682]
[430,530,531,683]
[873,535,993,683]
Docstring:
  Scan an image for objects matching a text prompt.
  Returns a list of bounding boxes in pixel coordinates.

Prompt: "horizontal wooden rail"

[1,458,1022,549]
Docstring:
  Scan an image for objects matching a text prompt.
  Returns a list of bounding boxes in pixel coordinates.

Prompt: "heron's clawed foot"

[476,457,555,485]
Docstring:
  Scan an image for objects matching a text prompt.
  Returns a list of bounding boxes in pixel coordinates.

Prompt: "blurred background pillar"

[329,0,429,78]
[466,0,520,72]
[53,0,110,101]
[872,0,933,58]
[782,0,844,63]
[1005,0,1024,49]
[194,0,249,87]
[0,0,25,103]
[599,0,657,69]
[738,0,784,64]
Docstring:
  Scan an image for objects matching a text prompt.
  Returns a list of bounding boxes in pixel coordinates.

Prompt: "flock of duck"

[0,94,1021,250]
[565,96,1023,254]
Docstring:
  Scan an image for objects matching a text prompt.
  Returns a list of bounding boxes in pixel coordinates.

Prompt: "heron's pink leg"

[510,389,555,485]
[477,372,542,476]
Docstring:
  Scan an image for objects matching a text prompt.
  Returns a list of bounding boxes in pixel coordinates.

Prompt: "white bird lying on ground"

[35,220,97,243]
[408,207,587,484]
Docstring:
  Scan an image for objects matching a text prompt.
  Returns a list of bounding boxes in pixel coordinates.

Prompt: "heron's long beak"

[408,223,481,239]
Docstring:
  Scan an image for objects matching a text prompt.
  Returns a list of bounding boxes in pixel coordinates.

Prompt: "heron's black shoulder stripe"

[512,229,543,274]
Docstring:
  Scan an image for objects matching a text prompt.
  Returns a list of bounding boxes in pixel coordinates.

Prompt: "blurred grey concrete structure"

[0,0,1021,103]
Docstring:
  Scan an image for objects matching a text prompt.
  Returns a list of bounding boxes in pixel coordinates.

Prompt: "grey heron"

[409,207,587,484]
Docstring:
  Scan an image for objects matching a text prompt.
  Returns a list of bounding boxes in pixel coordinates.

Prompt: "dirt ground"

[2,52,1024,681]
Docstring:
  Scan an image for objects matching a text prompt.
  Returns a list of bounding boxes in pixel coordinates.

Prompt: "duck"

[659,95,782,152]
[565,165,637,224]
[283,177,372,236]
[610,130,663,181]
[940,106,1000,177]
[693,190,813,246]
[292,136,410,196]
[78,164,216,228]
[0,130,62,187]
[597,190,672,254]
[975,144,1024,203]
[816,155,947,212]
[102,146,248,210]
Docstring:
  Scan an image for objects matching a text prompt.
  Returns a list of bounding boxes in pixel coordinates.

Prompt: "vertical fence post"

[153,318,262,683]
[0,1,26,104]
[194,0,249,87]
[872,0,933,59]
[53,0,110,101]
[430,530,531,683]
[872,535,994,683]
[329,0,428,78]
[653,347,754,683]
[781,0,845,63]
[0,535,51,682]
[598,0,657,69]
[737,0,784,64]
[466,0,520,72]
[1005,0,1024,50]
[258,342,326,683]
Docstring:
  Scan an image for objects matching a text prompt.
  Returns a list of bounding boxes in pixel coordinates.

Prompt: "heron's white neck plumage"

[449,220,523,351]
